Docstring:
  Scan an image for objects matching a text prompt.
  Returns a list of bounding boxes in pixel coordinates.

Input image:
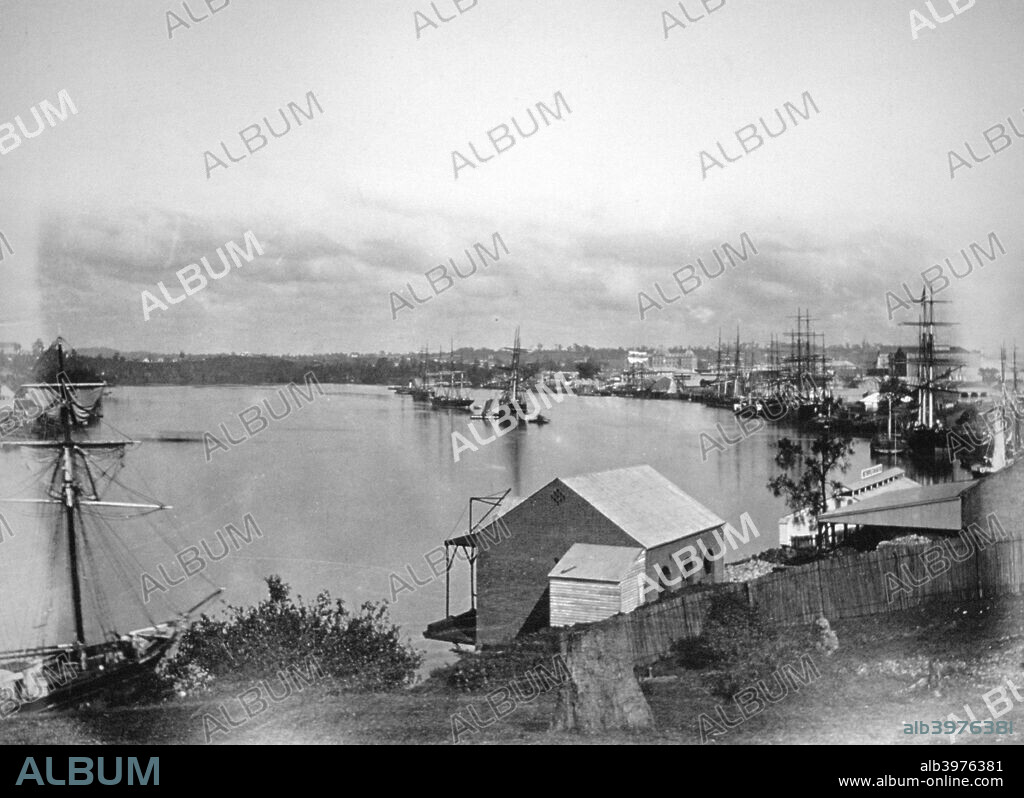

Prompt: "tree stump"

[552,623,654,733]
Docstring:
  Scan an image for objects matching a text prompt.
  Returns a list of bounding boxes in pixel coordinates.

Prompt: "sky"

[0,0,1022,355]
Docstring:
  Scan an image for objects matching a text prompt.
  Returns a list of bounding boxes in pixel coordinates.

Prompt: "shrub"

[432,631,560,692]
[672,595,803,698]
[162,575,422,693]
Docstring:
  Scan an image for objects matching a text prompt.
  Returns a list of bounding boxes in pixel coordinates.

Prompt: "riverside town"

[0,0,1021,771]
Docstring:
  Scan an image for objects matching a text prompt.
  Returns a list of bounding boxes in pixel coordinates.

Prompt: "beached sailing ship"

[0,340,218,711]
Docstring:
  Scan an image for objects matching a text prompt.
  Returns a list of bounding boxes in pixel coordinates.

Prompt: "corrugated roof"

[562,465,725,549]
[819,480,977,529]
[548,543,644,583]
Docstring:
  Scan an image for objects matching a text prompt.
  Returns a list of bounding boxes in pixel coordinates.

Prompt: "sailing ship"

[22,342,106,431]
[430,343,474,410]
[431,373,474,409]
[967,422,1014,477]
[1,345,106,439]
[901,288,961,464]
[869,363,907,457]
[471,328,548,425]
[961,345,1020,477]
[410,347,436,402]
[732,312,830,421]
[704,329,741,409]
[0,340,217,711]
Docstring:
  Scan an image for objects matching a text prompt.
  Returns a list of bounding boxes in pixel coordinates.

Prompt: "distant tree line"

[65,353,604,387]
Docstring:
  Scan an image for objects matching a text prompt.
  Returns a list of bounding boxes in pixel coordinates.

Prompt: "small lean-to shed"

[548,544,645,627]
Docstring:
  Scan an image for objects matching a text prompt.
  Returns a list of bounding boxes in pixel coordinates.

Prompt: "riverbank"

[2,594,1022,745]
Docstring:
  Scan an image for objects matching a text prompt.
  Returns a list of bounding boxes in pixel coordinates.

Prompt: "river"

[0,384,972,669]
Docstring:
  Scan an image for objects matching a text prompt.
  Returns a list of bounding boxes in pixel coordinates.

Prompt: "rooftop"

[548,544,644,583]
[839,467,918,495]
[819,480,977,530]
[563,464,725,549]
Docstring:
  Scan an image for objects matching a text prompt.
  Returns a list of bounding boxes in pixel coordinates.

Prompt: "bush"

[161,576,422,693]
[672,595,803,698]
[432,631,560,692]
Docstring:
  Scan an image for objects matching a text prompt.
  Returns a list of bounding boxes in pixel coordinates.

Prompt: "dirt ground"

[1,595,1022,745]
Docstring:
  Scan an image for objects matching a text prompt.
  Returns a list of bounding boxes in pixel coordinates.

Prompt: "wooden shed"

[425,464,728,648]
[548,544,645,627]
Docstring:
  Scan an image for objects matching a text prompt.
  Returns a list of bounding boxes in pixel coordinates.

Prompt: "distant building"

[874,347,908,377]
[828,359,859,379]
[779,466,919,547]
[875,345,980,381]
[0,342,21,356]
[818,480,979,549]
[425,465,727,648]
[651,349,698,372]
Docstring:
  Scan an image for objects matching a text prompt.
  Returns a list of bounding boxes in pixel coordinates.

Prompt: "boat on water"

[22,341,106,431]
[961,346,1021,477]
[431,384,474,410]
[731,314,831,423]
[900,288,962,465]
[869,368,907,456]
[967,423,1016,477]
[430,345,474,410]
[470,328,548,426]
[430,342,474,410]
[409,347,436,402]
[0,340,218,711]
[870,431,906,457]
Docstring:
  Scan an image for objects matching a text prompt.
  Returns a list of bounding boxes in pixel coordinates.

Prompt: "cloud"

[26,200,989,353]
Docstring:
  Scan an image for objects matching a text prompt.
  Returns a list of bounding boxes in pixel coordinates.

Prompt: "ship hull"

[1,632,177,713]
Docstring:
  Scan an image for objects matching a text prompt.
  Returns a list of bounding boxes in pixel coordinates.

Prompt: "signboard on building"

[860,464,884,480]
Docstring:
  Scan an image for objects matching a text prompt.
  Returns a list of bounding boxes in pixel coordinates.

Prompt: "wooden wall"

[550,580,622,627]
[567,534,1024,667]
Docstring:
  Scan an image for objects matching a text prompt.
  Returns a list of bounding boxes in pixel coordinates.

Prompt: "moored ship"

[0,340,217,710]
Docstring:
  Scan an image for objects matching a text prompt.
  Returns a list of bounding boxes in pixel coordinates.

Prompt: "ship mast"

[734,326,741,397]
[900,286,956,430]
[56,344,87,647]
[1,339,171,656]
[716,329,723,397]
[1015,344,1020,452]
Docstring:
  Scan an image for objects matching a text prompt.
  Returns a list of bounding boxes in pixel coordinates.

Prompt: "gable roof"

[548,544,644,583]
[561,464,725,549]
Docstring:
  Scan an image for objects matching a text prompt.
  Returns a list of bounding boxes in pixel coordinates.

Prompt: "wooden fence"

[572,534,1024,668]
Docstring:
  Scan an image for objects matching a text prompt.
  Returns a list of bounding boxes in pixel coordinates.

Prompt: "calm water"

[0,385,971,669]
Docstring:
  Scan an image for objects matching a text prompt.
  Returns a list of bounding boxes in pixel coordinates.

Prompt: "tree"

[575,360,601,380]
[979,367,999,384]
[767,421,854,551]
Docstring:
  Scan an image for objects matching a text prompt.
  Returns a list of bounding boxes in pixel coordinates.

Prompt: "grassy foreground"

[2,595,1023,745]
